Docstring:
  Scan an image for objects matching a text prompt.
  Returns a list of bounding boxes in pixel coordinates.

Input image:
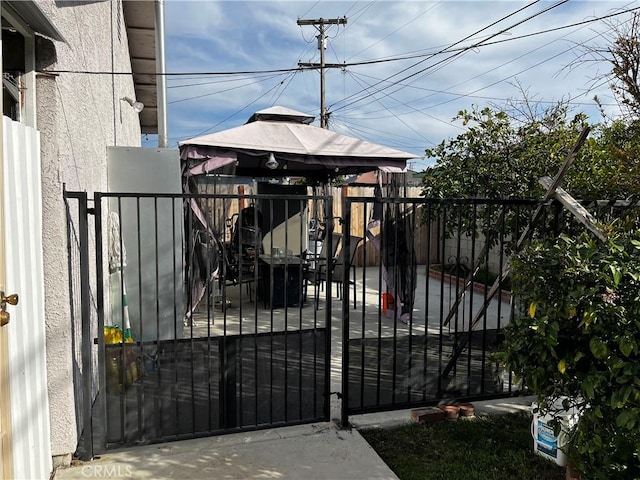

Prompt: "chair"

[331,236,363,309]
[302,232,342,307]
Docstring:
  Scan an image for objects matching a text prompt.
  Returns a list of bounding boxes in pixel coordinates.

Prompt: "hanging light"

[121,96,144,113]
[266,153,279,170]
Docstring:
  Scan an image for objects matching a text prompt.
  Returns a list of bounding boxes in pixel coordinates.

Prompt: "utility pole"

[297,17,347,128]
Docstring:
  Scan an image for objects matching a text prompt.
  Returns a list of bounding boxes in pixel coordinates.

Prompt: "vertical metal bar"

[340,198,349,427]
[254,197,260,427]
[479,203,491,394]
[496,204,507,333]
[376,200,383,408]
[77,192,94,458]
[406,202,416,403]
[390,203,399,405]
[314,199,330,421]
[116,198,126,444]
[359,201,367,410]
[267,197,274,425]
[152,197,165,437]
[311,195,318,419]
[209,194,217,432]
[422,202,432,402]
[297,198,303,422]
[132,197,146,437]
[453,204,462,342]
[237,197,243,429]
[466,203,477,396]
[437,203,447,395]
[93,193,107,455]
[266,200,274,423]
[127,197,145,438]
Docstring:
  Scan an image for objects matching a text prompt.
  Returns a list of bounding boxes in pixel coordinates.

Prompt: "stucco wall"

[35,0,142,458]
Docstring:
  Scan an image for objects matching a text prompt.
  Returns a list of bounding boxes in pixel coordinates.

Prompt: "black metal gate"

[67,185,639,459]
[66,190,334,459]
[339,196,559,424]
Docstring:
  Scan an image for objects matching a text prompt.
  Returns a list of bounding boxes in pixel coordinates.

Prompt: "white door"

[2,117,52,479]
[0,141,13,480]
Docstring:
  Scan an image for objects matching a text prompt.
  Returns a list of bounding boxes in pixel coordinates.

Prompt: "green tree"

[567,119,640,200]
[421,103,589,200]
[496,223,640,479]
[422,104,640,203]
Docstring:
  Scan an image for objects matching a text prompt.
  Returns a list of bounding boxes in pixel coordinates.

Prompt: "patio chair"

[302,232,342,307]
[331,235,363,309]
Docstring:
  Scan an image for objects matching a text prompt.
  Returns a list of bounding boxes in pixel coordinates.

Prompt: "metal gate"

[67,185,639,457]
[66,190,334,458]
[339,196,558,424]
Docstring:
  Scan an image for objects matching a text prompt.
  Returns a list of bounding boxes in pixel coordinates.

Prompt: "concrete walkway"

[53,396,534,480]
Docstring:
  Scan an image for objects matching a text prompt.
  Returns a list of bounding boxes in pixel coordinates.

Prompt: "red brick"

[411,407,445,424]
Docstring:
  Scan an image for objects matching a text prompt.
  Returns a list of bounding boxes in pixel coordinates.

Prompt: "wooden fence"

[330,186,434,266]
[192,180,434,266]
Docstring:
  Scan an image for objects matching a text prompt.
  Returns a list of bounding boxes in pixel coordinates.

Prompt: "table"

[258,254,306,308]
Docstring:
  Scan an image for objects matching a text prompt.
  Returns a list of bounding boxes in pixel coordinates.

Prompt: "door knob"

[0,292,18,326]
[1,293,18,306]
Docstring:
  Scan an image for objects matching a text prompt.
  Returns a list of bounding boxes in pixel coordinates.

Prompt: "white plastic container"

[531,398,581,467]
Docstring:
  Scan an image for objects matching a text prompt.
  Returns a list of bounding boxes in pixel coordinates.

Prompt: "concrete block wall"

[443,233,506,275]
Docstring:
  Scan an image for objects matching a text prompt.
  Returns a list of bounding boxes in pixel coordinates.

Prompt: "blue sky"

[146,0,640,170]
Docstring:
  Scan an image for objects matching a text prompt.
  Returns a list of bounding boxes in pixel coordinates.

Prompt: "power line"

[331,5,640,69]
[177,75,299,142]
[340,9,629,117]
[168,73,288,104]
[329,0,569,114]
[345,1,444,61]
[167,72,283,89]
[347,71,617,111]
[38,5,639,81]
[344,70,437,144]
[344,70,465,133]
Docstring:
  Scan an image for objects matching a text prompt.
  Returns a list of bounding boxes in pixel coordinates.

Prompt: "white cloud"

[160,0,639,156]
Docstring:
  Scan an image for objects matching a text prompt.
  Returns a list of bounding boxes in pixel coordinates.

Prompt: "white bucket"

[531,398,581,467]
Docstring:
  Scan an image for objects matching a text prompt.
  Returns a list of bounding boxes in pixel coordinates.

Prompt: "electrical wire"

[331,5,640,69]
[344,71,436,143]
[346,1,444,61]
[167,72,284,89]
[424,24,623,113]
[268,70,299,105]
[344,69,465,134]
[346,71,618,111]
[173,74,297,142]
[299,1,320,19]
[38,5,639,80]
[340,6,631,117]
[329,0,568,115]
[330,116,427,152]
[168,73,288,104]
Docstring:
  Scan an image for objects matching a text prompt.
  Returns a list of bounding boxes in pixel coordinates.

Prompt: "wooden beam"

[539,176,606,242]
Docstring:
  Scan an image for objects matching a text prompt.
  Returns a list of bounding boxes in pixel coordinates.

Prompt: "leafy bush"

[496,221,640,479]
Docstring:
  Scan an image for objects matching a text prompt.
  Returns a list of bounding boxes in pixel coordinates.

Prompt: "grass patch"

[360,412,564,480]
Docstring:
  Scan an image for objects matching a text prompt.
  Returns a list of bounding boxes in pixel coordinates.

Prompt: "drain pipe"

[155,0,168,148]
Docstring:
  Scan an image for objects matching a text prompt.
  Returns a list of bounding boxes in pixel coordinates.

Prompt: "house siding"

[34,0,143,460]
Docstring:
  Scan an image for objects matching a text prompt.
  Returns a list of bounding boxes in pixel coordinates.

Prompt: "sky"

[147,0,640,170]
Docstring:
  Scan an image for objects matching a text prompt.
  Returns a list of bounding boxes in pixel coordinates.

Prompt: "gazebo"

[178,106,417,182]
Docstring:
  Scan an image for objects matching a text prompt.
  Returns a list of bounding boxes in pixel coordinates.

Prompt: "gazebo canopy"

[179,106,419,181]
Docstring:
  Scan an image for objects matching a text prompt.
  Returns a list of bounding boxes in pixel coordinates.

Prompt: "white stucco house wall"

[1,0,160,476]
